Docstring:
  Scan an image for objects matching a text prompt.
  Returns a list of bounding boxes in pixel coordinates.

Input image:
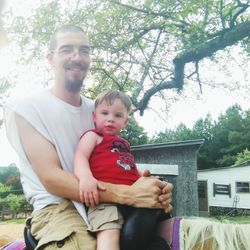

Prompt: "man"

[5,25,173,249]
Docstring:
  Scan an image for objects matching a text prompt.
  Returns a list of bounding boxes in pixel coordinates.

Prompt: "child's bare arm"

[74,131,104,207]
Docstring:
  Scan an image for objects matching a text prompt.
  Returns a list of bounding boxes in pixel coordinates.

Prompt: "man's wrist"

[99,182,134,206]
[117,185,134,206]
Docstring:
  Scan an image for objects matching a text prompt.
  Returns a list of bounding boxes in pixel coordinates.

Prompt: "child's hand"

[79,177,99,207]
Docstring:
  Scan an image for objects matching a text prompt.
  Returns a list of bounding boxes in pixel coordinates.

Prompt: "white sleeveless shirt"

[4,88,94,224]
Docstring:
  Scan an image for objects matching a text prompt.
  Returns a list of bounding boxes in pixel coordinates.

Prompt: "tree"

[4,0,250,116]
[0,165,23,195]
[212,105,246,167]
[5,175,23,193]
[235,148,250,165]
[120,116,149,146]
[192,115,215,169]
[0,183,12,198]
[151,129,178,144]
[151,123,194,143]
[194,105,250,168]
[0,164,20,184]
[6,193,26,219]
[151,105,250,169]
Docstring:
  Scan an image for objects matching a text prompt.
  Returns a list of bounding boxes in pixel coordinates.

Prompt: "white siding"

[137,163,179,175]
[198,165,250,209]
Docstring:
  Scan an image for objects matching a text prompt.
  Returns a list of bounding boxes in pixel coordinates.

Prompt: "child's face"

[93,99,128,135]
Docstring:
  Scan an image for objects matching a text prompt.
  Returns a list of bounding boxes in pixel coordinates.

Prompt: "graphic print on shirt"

[111,140,136,171]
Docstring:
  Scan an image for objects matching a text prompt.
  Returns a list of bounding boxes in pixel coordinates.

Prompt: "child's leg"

[96,229,120,250]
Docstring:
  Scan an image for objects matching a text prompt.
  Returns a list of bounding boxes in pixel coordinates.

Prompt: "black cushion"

[24,227,38,250]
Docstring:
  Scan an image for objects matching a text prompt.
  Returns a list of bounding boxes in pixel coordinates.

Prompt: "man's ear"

[46,52,54,66]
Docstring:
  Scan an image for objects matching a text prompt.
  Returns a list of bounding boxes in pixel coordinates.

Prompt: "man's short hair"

[95,90,132,113]
[49,25,86,51]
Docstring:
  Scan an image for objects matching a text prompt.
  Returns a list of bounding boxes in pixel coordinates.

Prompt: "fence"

[0,189,33,221]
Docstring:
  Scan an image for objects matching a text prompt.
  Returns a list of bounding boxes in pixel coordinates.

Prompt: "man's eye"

[79,49,90,55]
[60,48,72,54]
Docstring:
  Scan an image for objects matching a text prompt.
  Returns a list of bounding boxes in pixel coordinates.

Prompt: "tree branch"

[94,67,122,89]
[220,0,226,29]
[173,20,250,87]
[136,80,176,115]
[177,20,250,63]
[112,24,163,53]
[230,3,249,27]
[136,20,250,115]
[133,30,162,100]
[109,0,173,18]
[195,61,202,94]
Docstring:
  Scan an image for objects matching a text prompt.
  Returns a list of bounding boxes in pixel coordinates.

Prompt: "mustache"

[65,62,85,70]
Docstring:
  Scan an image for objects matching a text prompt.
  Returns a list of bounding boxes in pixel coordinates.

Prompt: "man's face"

[48,31,91,93]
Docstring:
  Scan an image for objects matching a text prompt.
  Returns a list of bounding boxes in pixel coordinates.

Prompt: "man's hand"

[127,176,173,211]
[141,169,173,212]
[160,181,173,213]
[94,170,173,212]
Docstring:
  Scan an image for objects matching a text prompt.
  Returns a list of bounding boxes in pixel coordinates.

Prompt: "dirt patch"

[0,223,24,239]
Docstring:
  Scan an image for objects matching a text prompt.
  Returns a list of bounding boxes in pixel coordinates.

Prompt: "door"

[198,180,208,215]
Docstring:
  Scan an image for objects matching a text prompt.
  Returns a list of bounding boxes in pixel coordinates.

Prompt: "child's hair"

[95,90,132,112]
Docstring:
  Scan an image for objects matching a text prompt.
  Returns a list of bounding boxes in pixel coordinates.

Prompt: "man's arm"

[99,177,171,207]
[16,114,81,201]
[16,114,173,210]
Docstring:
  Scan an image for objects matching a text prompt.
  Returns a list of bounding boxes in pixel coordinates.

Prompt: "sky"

[0,0,250,166]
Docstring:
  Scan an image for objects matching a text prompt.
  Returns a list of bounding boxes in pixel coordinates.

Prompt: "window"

[236,182,250,193]
[213,183,231,197]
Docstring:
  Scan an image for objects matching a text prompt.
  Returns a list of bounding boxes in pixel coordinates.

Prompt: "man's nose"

[71,49,82,60]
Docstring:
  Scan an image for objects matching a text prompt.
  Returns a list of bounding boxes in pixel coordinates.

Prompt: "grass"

[0,218,26,225]
[212,215,250,224]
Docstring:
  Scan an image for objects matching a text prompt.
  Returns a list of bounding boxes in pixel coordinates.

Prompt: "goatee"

[65,79,83,93]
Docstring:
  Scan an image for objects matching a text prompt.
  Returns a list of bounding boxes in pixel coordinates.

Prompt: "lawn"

[213,215,250,223]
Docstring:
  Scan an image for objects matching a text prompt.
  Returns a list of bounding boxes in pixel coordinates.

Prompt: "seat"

[24,226,38,250]
[24,208,170,250]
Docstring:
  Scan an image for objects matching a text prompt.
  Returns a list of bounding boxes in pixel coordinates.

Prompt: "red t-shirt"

[84,129,140,185]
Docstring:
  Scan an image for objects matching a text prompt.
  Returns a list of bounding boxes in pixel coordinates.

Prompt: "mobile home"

[197,161,250,216]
